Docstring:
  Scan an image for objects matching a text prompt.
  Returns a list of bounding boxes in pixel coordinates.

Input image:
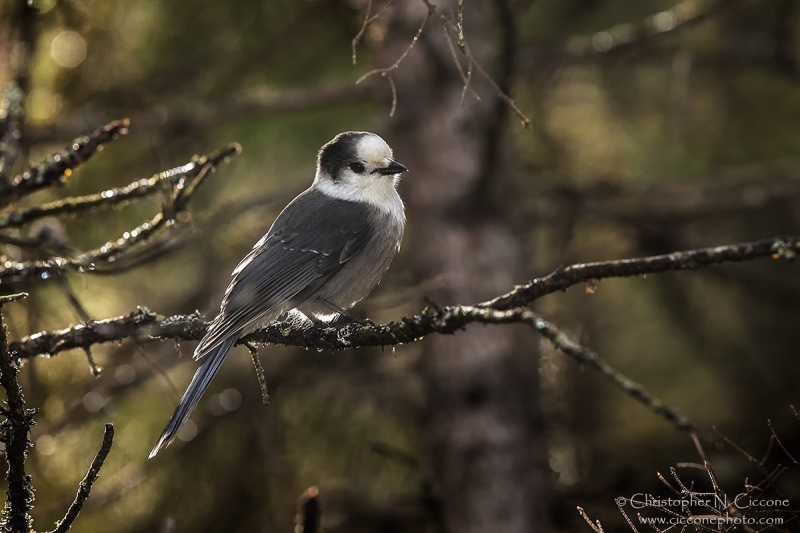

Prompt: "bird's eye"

[349,162,366,173]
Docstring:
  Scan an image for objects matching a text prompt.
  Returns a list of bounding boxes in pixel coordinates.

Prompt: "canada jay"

[149,132,407,457]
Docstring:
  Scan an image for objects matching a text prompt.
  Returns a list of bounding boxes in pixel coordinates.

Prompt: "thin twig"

[767,419,799,465]
[425,0,532,129]
[457,0,465,49]
[49,423,114,533]
[531,312,704,436]
[562,0,741,58]
[356,3,434,84]
[245,343,270,406]
[481,236,800,310]
[0,120,130,208]
[352,0,391,66]
[0,159,197,231]
[0,143,241,285]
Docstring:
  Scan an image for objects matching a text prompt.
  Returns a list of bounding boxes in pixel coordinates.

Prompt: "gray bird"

[149,132,407,457]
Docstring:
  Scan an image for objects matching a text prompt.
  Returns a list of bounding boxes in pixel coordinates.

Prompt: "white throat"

[313,173,405,224]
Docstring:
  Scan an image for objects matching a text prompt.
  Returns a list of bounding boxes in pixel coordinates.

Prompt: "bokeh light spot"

[51,31,87,68]
[177,420,197,442]
[26,89,61,122]
[36,434,57,456]
[114,364,136,385]
[219,388,242,411]
[82,391,105,413]
[32,0,57,13]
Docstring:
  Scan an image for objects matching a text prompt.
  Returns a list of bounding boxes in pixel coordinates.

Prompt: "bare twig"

[482,235,800,310]
[456,0,465,49]
[531,313,703,436]
[562,0,741,58]
[577,506,606,533]
[0,120,130,208]
[356,2,434,85]
[11,235,799,357]
[7,308,696,434]
[0,293,34,533]
[49,423,114,533]
[767,419,799,465]
[423,0,532,129]
[245,343,270,406]
[7,236,799,438]
[0,158,196,230]
[351,0,394,65]
[0,143,241,285]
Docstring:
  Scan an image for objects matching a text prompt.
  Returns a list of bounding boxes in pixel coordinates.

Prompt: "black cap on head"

[317,132,368,178]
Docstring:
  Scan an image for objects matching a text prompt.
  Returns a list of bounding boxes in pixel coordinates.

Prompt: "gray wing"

[194,189,373,359]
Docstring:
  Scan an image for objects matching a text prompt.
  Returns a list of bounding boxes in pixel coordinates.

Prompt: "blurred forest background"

[1,0,800,532]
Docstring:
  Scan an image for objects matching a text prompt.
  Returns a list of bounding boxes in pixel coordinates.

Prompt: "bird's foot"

[303,316,329,342]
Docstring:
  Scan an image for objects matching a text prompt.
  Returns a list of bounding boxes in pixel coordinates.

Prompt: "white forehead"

[356,134,393,164]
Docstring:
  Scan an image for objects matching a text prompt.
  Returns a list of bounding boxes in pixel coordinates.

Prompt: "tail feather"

[149,335,238,458]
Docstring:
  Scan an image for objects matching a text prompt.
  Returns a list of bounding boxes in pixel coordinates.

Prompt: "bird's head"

[314,132,408,199]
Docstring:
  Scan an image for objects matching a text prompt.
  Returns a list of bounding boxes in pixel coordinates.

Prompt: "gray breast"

[297,206,404,319]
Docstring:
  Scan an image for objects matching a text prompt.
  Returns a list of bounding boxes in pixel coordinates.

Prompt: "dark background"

[2,0,800,531]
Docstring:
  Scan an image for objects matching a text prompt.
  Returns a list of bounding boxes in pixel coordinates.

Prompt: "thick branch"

[10,236,799,357]
[0,294,34,533]
[0,120,129,208]
[6,236,797,440]
[9,306,700,435]
[49,423,114,533]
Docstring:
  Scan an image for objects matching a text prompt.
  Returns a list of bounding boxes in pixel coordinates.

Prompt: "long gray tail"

[149,335,238,458]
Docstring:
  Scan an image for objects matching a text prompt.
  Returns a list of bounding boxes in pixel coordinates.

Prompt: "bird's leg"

[314,297,376,326]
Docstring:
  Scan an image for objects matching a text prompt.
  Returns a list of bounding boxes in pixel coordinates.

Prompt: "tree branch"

[10,236,798,357]
[561,0,742,59]
[0,120,130,208]
[7,236,797,438]
[48,423,114,533]
[0,158,198,231]
[481,235,799,311]
[0,143,241,286]
[0,293,34,533]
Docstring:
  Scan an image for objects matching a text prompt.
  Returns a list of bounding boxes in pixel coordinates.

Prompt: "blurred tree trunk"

[382,2,551,532]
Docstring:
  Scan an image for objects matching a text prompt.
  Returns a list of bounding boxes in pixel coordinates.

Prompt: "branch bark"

[0,143,241,286]
[0,293,34,533]
[49,423,114,533]
[0,120,130,208]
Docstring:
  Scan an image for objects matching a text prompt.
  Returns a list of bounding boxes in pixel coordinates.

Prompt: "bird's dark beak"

[375,160,408,176]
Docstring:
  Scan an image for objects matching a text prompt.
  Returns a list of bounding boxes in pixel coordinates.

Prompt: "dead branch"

[0,293,34,533]
[0,143,241,286]
[9,236,799,436]
[482,235,799,311]
[49,423,114,533]
[0,159,199,231]
[565,0,742,59]
[0,120,130,208]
